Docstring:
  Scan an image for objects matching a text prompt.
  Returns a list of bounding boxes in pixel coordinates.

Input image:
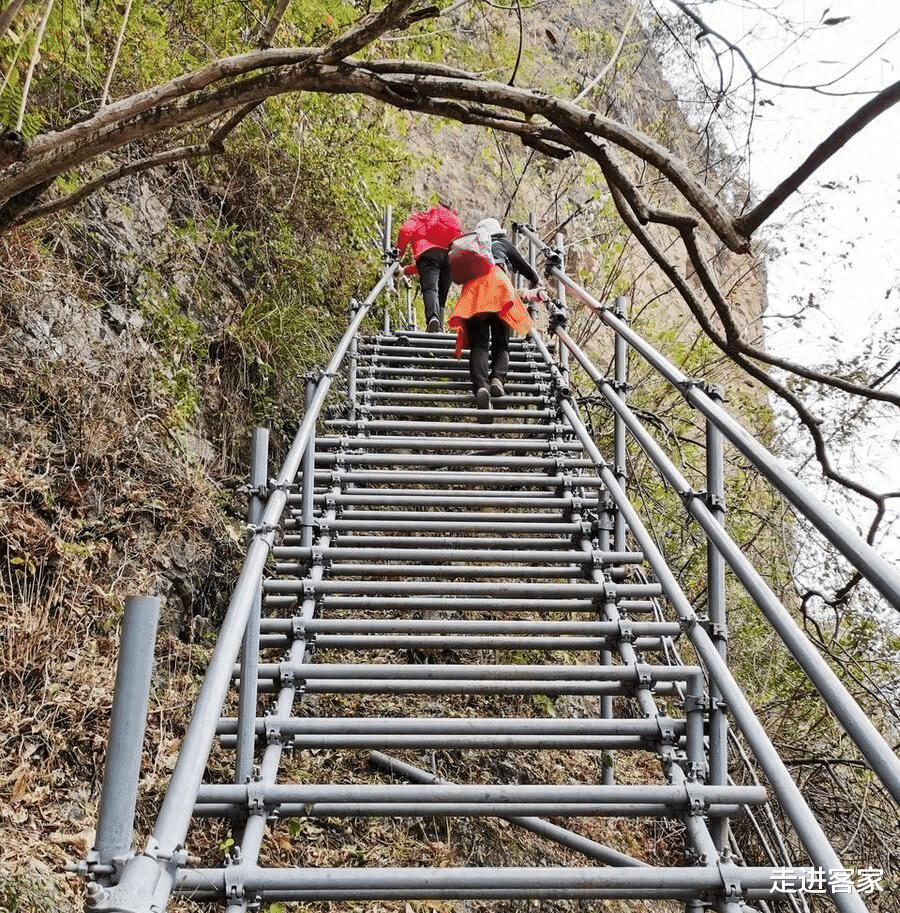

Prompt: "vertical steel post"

[383,205,392,260]
[612,296,629,554]
[598,637,614,786]
[685,671,706,778]
[525,213,538,319]
[604,297,628,786]
[348,298,360,409]
[705,385,729,851]
[301,377,317,549]
[553,232,568,382]
[93,595,160,883]
[235,427,269,788]
[383,206,394,333]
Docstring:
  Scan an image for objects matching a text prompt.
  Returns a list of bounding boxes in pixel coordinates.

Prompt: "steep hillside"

[7,2,893,912]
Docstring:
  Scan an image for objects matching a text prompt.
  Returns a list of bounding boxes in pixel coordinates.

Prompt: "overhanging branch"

[736,79,900,236]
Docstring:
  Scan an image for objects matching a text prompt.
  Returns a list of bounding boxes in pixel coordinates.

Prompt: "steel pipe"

[174,864,804,900]
[258,634,667,652]
[261,617,681,636]
[368,750,649,868]
[522,331,872,913]
[555,324,900,805]
[272,546,641,564]
[263,579,661,597]
[106,264,402,911]
[215,716,682,738]
[252,662,698,682]
[194,782,764,806]
[544,258,900,613]
[93,595,160,880]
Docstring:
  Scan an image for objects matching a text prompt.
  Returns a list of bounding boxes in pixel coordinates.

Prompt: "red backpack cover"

[448,226,495,285]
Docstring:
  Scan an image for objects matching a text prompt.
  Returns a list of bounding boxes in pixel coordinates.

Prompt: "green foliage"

[278,0,358,46]
[0,79,41,137]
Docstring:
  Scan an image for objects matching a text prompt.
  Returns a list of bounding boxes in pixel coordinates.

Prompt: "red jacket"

[396,205,463,260]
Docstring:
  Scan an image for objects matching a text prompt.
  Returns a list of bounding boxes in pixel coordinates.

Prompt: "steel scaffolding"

[78,213,900,913]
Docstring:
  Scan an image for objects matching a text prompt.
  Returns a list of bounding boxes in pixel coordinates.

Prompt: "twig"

[572,2,639,103]
[16,0,55,132]
[99,0,135,107]
[0,0,26,39]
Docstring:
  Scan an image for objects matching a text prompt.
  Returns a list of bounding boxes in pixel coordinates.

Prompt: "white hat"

[476,217,503,236]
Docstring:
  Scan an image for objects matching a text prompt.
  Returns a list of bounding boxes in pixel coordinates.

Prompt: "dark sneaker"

[489,378,505,398]
[475,387,492,423]
[427,317,441,333]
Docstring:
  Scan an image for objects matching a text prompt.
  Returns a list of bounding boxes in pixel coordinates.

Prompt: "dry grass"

[0,227,244,912]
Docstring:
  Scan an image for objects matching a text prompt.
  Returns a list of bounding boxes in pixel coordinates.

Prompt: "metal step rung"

[276,563,590,580]
[252,679,684,697]
[357,344,538,359]
[309,468,604,487]
[253,662,698,683]
[323,419,570,437]
[313,435,585,453]
[314,534,593,549]
[217,715,682,737]
[352,405,555,421]
[313,452,595,470]
[262,596,605,612]
[302,494,601,509]
[262,580,663,598]
[174,864,797,902]
[357,365,541,380]
[356,379,550,394]
[261,618,679,637]
[197,780,763,805]
[306,510,586,523]
[288,519,586,534]
[357,391,549,405]
[195,799,753,819]
[272,546,642,564]
[257,632,671,652]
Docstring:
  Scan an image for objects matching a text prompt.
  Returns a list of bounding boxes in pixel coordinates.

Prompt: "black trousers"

[416,248,453,326]
[466,313,510,393]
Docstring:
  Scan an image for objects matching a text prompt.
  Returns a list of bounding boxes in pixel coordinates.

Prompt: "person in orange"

[396,201,463,332]
[448,261,536,421]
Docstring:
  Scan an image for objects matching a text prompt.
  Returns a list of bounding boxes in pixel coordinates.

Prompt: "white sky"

[727,0,900,359]
[660,0,900,548]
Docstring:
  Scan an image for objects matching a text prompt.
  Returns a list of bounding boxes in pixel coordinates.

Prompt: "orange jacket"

[448,266,534,357]
[396,205,463,261]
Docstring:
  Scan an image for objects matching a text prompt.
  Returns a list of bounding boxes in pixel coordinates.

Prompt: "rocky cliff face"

[0,172,264,908]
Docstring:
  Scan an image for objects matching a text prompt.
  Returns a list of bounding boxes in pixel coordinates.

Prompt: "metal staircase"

[78,223,900,913]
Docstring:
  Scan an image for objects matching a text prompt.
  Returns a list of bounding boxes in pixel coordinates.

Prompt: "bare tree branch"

[736,79,900,235]
[572,1,639,103]
[0,57,749,252]
[12,143,215,225]
[597,150,898,518]
[12,101,261,227]
[256,0,293,49]
[0,0,25,38]
[99,0,135,108]
[320,0,428,64]
[16,0,54,132]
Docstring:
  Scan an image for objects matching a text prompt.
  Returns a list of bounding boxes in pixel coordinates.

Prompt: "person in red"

[448,260,538,422]
[396,201,463,332]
